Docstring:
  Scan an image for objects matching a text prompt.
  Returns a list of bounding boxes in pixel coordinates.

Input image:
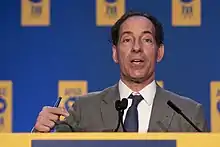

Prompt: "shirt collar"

[118,79,156,105]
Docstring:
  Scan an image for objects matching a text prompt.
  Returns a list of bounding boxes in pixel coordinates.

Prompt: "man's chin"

[130,76,145,83]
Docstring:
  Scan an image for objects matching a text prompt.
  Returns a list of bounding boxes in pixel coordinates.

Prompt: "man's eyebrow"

[142,30,153,35]
[120,30,153,36]
[120,31,133,36]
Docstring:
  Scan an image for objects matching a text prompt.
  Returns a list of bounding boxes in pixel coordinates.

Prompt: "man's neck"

[120,75,155,92]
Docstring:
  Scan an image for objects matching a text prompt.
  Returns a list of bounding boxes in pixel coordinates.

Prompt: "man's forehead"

[119,16,155,34]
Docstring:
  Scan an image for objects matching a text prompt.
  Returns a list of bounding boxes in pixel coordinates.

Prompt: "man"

[32,11,208,133]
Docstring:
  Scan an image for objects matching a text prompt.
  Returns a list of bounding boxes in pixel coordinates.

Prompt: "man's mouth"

[131,59,144,65]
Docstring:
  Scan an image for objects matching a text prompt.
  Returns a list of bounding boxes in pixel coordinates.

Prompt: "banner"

[210,81,220,132]
[58,80,87,119]
[96,0,125,26]
[172,0,201,26]
[0,81,12,132]
[21,0,50,26]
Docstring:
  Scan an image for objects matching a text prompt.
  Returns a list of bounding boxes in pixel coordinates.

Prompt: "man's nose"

[132,41,142,52]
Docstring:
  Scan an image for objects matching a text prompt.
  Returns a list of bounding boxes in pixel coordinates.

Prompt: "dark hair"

[111,10,164,46]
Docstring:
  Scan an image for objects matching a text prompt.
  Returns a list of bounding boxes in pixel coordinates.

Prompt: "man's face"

[112,16,164,83]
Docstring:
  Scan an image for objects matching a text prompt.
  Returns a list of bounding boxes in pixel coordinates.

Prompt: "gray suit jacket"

[55,83,208,132]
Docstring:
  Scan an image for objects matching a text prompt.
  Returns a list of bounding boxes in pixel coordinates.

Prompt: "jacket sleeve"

[188,103,209,132]
[55,98,83,132]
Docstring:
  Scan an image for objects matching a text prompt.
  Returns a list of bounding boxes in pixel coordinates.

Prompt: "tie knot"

[129,94,143,107]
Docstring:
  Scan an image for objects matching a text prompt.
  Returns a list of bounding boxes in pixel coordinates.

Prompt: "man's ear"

[156,44,164,62]
[112,45,119,63]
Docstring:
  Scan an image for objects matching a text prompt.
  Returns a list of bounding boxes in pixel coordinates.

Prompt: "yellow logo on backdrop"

[96,0,125,26]
[21,0,50,26]
[58,81,87,120]
[0,81,12,133]
[210,81,220,132]
[157,81,164,88]
[172,0,201,26]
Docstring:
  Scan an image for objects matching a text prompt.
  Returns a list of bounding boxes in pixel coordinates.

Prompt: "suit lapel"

[148,85,175,132]
[100,84,123,132]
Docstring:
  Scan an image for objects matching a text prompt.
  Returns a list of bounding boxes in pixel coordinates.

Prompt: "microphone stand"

[120,110,127,132]
[114,99,128,132]
[114,109,127,132]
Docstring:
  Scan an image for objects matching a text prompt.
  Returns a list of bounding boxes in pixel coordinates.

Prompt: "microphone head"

[167,100,182,114]
[115,100,121,111]
[115,98,128,111]
[121,98,128,109]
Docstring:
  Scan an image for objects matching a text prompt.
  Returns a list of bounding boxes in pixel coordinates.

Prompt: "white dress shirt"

[118,79,156,132]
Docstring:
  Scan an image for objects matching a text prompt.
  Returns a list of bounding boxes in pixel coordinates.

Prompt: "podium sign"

[32,140,175,147]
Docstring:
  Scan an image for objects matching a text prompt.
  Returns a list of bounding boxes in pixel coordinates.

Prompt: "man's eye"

[123,38,131,42]
[143,38,152,43]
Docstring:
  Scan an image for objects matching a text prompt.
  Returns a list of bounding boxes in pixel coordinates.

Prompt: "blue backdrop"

[1,0,219,132]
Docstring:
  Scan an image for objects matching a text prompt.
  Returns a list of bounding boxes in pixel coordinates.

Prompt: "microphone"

[114,98,128,132]
[167,100,202,132]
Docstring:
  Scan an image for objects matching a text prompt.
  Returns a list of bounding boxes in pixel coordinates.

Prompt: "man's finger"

[42,106,69,117]
[36,125,50,132]
[46,113,59,121]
